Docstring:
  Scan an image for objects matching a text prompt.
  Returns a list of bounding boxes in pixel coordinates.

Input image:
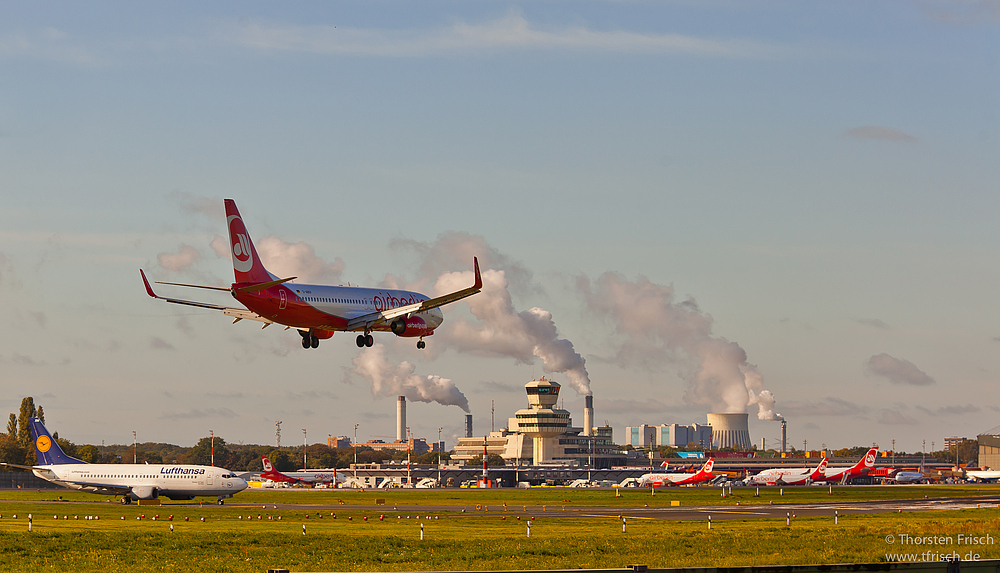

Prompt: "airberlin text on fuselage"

[160,467,206,475]
[373,293,421,312]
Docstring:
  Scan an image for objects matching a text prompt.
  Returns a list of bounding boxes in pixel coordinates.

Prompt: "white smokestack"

[583,395,594,437]
[397,396,406,442]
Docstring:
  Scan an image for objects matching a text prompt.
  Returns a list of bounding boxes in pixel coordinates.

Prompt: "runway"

[226,494,1000,521]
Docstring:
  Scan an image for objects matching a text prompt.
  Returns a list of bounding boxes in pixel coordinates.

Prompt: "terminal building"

[452,378,624,469]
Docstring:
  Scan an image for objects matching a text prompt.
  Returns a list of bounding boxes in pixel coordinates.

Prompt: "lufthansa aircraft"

[141,199,482,349]
[0,418,248,505]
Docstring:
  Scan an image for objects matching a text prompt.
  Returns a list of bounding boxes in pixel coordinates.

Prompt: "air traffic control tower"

[513,377,571,465]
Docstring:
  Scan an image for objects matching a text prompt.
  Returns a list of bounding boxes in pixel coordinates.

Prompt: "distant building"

[944,436,967,450]
[626,423,712,449]
[328,436,353,449]
[358,438,430,454]
[978,426,1000,469]
[451,378,625,469]
[625,425,657,448]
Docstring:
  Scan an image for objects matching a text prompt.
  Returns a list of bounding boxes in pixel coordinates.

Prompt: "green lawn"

[0,486,997,572]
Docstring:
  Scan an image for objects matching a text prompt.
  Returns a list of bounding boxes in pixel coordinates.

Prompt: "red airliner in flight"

[142,199,481,349]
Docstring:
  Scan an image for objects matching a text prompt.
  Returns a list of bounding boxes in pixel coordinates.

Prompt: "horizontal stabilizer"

[234,277,296,293]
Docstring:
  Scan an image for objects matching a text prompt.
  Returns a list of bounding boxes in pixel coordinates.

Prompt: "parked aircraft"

[816,447,878,483]
[745,457,828,486]
[965,468,1000,482]
[637,458,715,487]
[884,468,926,484]
[142,199,482,350]
[0,418,247,505]
[259,456,344,487]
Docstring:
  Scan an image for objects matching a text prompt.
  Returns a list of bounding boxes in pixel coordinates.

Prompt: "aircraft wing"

[346,257,482,331]
[140,270,274,326]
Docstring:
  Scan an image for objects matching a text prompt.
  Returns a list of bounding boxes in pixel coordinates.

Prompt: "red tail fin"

[225,199,272,284]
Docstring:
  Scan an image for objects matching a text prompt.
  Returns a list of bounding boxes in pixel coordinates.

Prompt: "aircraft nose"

[235,478,248,491]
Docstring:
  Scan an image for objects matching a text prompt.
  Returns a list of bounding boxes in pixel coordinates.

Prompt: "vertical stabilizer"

[29,418,86,466]
[225,199,273,284]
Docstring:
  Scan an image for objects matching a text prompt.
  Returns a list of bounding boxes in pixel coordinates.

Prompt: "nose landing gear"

[416,338,426,349]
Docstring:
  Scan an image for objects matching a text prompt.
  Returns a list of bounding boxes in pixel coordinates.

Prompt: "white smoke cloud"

[577,272,777,418]
[351,344,470,412]
[255,235,346,283]
[157,244,200,272]
[434,267,591,396]
[866,353,935,386]
[209,233,346,283]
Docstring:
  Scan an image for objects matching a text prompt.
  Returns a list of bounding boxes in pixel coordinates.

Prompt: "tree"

[17,397,36,451]
[465,453,505,467]
[6,414,15,437]
[36,406,44,425]
[0,433,25,471]
[185,436,231,467]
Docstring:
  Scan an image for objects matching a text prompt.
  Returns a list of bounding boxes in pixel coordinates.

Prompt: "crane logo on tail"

[36,435,51,453]
[229,215,254,273]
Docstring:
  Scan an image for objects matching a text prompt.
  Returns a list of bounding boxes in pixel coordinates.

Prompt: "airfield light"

[354,424,359,480]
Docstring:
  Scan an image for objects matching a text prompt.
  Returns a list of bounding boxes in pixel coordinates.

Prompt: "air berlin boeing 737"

[142,199,482,349]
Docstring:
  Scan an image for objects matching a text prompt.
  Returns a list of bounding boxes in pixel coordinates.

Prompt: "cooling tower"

[707,413,752,449]
[583,395,594,437]
[396,396,406,442]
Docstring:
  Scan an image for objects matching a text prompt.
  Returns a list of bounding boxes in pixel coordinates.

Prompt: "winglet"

[140,269,159,299]
[472,257,482,290]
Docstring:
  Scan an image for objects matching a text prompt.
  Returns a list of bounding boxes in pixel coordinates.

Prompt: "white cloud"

[255,236,346,283]
[224,13,776,58]
[157,245,201,272]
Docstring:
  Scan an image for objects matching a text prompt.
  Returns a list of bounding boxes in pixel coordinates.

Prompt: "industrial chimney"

[583,395,594,437]
[707,413,752,449]
[396,396,406,442]
[781,419,787,453]
[465,414,473,438]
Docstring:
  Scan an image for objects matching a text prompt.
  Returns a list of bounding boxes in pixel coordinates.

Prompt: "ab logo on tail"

[229,215,254,272]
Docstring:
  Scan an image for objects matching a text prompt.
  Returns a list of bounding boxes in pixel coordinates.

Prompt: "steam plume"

[351,344,470,412]
[391,233,592,396]
[578,272,777,418]
[434,267,591,396]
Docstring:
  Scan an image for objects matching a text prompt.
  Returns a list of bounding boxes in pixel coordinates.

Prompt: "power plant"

[706,412,752,449]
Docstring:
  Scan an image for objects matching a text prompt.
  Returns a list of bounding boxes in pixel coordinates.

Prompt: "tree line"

[0,397,453,472]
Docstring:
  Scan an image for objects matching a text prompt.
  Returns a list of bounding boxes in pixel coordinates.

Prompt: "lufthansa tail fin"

[225,199,274,284]
[29,418,86,466]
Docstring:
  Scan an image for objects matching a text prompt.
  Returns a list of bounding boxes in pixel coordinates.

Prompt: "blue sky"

[1,1,998,454]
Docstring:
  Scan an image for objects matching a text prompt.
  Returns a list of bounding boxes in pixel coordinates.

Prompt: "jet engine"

[390,316,432,337]
[129,486,159,500]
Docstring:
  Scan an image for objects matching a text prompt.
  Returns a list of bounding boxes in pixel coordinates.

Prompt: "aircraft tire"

[417,340,425,349]
[365,334,374,347]
[356,335,366,348]
[310,335,319,349]
[302,337,311,349]
[218,500,225,505]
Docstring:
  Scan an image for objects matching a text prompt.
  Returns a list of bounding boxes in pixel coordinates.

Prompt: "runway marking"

[695,510,771,515]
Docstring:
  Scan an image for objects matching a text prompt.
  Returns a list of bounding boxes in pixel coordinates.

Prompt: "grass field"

[0,486,997,572]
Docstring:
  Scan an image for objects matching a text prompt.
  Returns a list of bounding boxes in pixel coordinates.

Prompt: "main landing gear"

[300,331,320,349]
[356,334,374,348]
[417,338,426,350]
